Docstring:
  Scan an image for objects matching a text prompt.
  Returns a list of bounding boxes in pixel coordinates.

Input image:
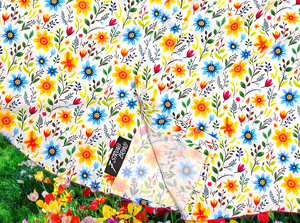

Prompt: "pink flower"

[73,97,81,105]
[256,10,263,20]
[140,125,147,136]
[223,91,231,101]
[109,18,117,26]
[42,112,47,116]
[81,216,95,223]
[186,49,194,57]
[22,220,29,223]
[264,78,273,87]
[79,33,83,38]
[66,27,75,36]
[27,189,39,202]
[110,139,116,148]
[267,15,271,20]
[154,64,162,74]
[236,97,240,102]
[29,107,37,115]
[237,164,245,172]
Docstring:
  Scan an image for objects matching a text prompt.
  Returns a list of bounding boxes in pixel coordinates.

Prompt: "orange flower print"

[116,108,135,130]
[187,127,205,140]
[0,110,16,131]
[193,202,210,221]
[18,0,31,8]
[37,76,56,96]
[191,97,211,118]
[281,173,300,195]
[24,131,43,152]
[112,64,133,85]
[252,94,266,108]
[165,0,175,9]
[254,35,272,53]
[73,0,92,16]
[272,127,292,148]
[33,30,54,52]
[283,12,300,24]
[75,145,96,165]
[220,117,238,138]
[224,179,239,193]
[113,177,130,192]
[60,52,79,72]
[58,110,73,124]
[224,16,243,37]
[160,33,178,52]
[94,31,109,45]
[144,151,158,169]
[229,60,247,79]
[172,64,187,77]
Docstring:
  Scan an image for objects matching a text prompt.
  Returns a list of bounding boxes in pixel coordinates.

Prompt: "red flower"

[29,107,37,115]
[208,182,212,186]
[145,205,154,214]
[297,0,300,5]
[79,34,83,38]
[95,197,106,204]
[264,78,273,87]
[237,164,245,172]
[223,91,231,101]
[158,83,166,92]
[80,188,91,196]
[186,49,194,57]
[236,97,240,102]
[5,95,13,104]
[79,205,87,210]
[80,50,87,58]
[66,209,73,216]
[258,212,269,223]
[193,3,199,12]
[109,18,117,26]
[208,219,225,223]
[70,216,80,223]
[89,201,97,210]
[2,13,9,22]
[42,112,47,116]
[73,97,81,105]
[155,207,170,217]
[256,10,263,20]
[154,64,162,74]
[136,209,149,221]
[66,27,75,36]
[45,193,55,205]
[110,139,116,148]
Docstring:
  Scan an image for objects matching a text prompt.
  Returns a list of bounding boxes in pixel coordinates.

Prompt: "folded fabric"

[1,0,300,221]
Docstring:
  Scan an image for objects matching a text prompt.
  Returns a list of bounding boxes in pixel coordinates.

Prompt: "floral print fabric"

[1,0,300,221]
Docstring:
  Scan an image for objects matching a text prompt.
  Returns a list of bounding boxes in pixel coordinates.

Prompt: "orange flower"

[272,127,292,148]
[280,110,287,119]
[112,64,133,85]
[200,81,207,89]
[191,97,211,118]
[44,177,51,184]
[73,0,92,16]
[158,83,166,92]
[58,110,73,124]
[160,33,178,52]
[281,173,300,195]
[193,202,210,221]
[103,174,115,186]
[121,48,128,57]
[24,131,43,152]
[33,30,54,52]
[238,114,246,123]
[29,119,34,124]
[37,76,56,96]
[272,31,280,39]
[254,35,272,53]
[254,23,260,29]
[210,199,217,209]
[75,145,96,165]
[220,117,238,138]
[94,31,109,45]
[233,2,242,9]
[60,52,79,72]
[229,60,247,79]
[172,64,187,78]
[173,125,182,132]
[283,12,300,24]
[251,94,266,108]
[144,151,158,169]
[18,0,31,8]
[187,127,205,140]
[2,13,9,22]
[254,196,260,206]
[223,105,228,110]
[43,14,50,23]
[0,110,16,131]
[86,128,93,138]
[65,40,70,45]
[224,179,239,193]
[116,108,135,130]
[80,50,87,58]
[165,0,175,9]
[44,129,51,138]
[224,16,243,37]
[5,95,13,104]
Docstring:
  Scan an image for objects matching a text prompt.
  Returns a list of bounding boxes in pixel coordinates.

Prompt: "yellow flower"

[36,199,45,208]
[44,199,61,214]
[229,60,247,79]
[0,110,16,131]
[116,108,135,130]
[191,97,211,118]
[60,52,79,72]
[95,205,118,222]
[224,179,239,193]
[193,202,210,221]
[37,76,56,96]
[224,16,243,37]
[118,203,142,223]
[281,173,300,195]
[73,0,92,16]
[149,0,162,4]
[58,110,73,124]
[220,117,238,138]
[33,30,54,52]
[160,33,178,52]
[112,64,133,85]
[18,0,31,8]
[34,171,44,182]
[75,145,96,165]
[283,12,300,24]
[187,127,205,140]
[172,64,187,78]
[253,35,272,53]
[272,127,292,148]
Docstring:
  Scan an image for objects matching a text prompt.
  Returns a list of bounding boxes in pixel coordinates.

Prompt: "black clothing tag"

[104,136,131,177]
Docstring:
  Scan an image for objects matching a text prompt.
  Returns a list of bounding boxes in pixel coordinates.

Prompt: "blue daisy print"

[277,151,290,166]
[193,15,210,32]
[159,94,176,114]
[202,60,223,78]
[197,121,209,133]
[227,40,241,52]
[126,99,137,109]
[135,165,148,179]
[47,66,58,77]
[151,7,162,21]
[170,23,181,34]
[36,55,48,68]
[240,125,257,145]
[45,0,65,11]
[289,162,299,174]
[88,107,108,125]
[123,27,142,45]
[241,49,251,60]
[117,88,129,100]
[81,61,97,81]
[2,24,18,44]
[135,198,152,206]
[254,173,272,192]
[8,74,28,92]
[281,89,300,107]
[152,114,172,130]
[160,13,170,24]
[90,180,101,190]
[122,166,132,178]
[79,167,92,183]
[213,210,230,219]
[42,140,61,162]
[178,161,197,180]
[272,42,286,60]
